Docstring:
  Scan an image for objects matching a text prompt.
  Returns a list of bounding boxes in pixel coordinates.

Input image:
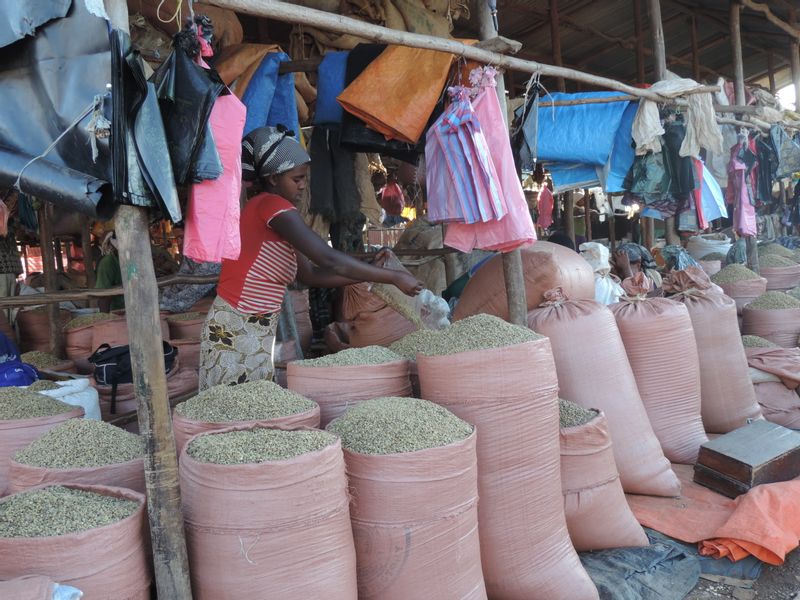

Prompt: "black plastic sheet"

[0,0,71,48]
[0,0,113,217]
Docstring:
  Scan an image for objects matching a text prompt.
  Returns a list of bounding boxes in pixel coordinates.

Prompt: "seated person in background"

[612,242,663,293]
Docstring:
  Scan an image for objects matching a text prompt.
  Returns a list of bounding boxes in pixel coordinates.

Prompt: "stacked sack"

[180,426,358,599]
[741,291,800,348]
[757,243,800,292]
[527,289,680,497]
[711,264,767,317]
[742,335,800,429]
[166,311,206,372]
[609,274,708,464]
[172,380,320,454]
[454,241,595,321]
[415,314,598,599]
[288,347,411,426]
[663,268,763,433]
[328,398,486,599]
[558,400,648,551]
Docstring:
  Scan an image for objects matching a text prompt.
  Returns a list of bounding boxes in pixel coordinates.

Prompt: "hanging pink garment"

[444,72,536,253]
[725,143,757,237]
[538,187,554,230]
[183,93,247,262]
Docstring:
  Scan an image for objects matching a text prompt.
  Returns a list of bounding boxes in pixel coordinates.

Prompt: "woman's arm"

[295,253,361,288]
[271,210,422,294]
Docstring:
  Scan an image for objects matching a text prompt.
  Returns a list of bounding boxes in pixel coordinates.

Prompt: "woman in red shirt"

[199,125,422,389]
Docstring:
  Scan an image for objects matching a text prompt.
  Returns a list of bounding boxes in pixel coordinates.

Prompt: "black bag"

[89,341,178,414]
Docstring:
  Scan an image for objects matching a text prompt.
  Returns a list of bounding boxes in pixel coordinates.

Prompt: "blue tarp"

[242,52,299,136]
[605,101,639,193]
[314,51,349,126]
[531,92,632,165]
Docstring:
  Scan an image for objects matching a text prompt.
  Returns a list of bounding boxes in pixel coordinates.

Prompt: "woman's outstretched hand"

[393,270,424,296]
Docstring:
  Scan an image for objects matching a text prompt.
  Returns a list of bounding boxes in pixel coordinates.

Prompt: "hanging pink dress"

[537,186,554,230]
[183,92,247,262]
[444,72,537,253]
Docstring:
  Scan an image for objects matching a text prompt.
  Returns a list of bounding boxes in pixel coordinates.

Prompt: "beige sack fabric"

[287,360,411,426]
[418,339,598,600]
[528,294,680,497]
[0,576,56,600]
[761,264,800,292]
[454,241,595,321]
[343,430,486,599]
[0,407,84,495]
[0,484,151,599]
[8,457,145,495]
[716,277,767,315]
[342,282,419,348]
[610,277,708,464]
[180,427,358,599]
[664,269,763,433]
[560,411,649,551]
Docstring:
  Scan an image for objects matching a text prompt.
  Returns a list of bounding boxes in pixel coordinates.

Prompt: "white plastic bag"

[415,289,451,329]
[579,242,624,306]
[35,379,101,421]
[53,584,83,600]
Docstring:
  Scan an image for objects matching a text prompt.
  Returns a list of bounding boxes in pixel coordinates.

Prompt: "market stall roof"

[453,0,798,94]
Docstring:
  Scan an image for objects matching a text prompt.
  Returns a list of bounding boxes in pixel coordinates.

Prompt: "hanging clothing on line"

[537,186,555,230]
[726,140,758,237]
[442,68,536,253]
[183,92,247,263]
[770,125,800,180]
[426,86,507,225]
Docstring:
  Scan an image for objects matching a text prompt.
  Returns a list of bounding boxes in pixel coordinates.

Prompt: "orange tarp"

[627,464,800,565]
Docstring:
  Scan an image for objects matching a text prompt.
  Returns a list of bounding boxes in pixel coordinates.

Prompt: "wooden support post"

[103,0,192,597]
[565,192,576,247]
[115,206,193,600]
[649,0,679,247]
[549,0,566,92]
[478,0,527,325]
[38,203,63,357]
[583,188,592,242]
[81,216,96,290]
[767,50,777,94]
[608,210,617,251]
[731,1,760,274]
[690,15,701,81]
[791,9,800,112]
[634,0,646,83]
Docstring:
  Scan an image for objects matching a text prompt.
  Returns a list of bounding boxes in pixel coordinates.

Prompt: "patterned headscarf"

[241,125,310,181]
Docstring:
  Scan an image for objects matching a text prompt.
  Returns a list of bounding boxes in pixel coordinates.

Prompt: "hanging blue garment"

[314,51,349,125]
[242,52,299,136]
[530,92,631,165]
[700,162,728,221]
[604,101,638,193]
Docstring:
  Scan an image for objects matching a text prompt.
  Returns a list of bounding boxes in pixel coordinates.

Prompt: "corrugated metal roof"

[455,0,797,96]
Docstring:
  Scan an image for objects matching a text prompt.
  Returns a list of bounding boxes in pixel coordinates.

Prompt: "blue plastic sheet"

[242,52,299,136]
[549,163,600,192]
[605,101,639,193]
[701,162,728,221]
[531,92,631,165]
[314,51,349,126]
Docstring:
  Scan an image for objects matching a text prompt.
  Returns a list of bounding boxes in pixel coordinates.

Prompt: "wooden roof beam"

[740,0,800,40]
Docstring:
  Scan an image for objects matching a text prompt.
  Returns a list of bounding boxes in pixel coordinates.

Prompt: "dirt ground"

[685,548,800,600]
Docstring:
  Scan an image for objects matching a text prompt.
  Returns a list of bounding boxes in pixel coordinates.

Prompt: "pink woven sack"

[418,339,598,600]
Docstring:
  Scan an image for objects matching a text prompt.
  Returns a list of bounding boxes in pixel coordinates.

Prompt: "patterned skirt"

[198,296,280,390]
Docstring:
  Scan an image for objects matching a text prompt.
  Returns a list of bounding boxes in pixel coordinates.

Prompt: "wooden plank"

[549,0,566,92]
[81,216,96,291]
[38,203,63,357]
[693,464,752,499]
[740,0,800,40]
[583,188,592,242]
[565,192,576,246]
[791,8,800,112]
[648,0,667,81]
[502,249,528,327]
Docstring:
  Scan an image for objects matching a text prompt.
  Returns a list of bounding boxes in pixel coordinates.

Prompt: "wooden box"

[693,420,800,498]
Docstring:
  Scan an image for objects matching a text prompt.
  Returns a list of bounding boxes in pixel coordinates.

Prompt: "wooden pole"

[634,0,646,83]
[647,0,669,247]
[791,8,800,113]
[740,0,800,39]
[608,210,617,251]
[478,0,527,326]
[583,188,592,242]
[81,217,96,290]
[206,0,710,104]
[767,50,777,94]
[38,203,63,357]
[730,1,760,275]
[549,0,566,92]
[690,15,701,81]
[103,0,192,597]
[565,192,576,247]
